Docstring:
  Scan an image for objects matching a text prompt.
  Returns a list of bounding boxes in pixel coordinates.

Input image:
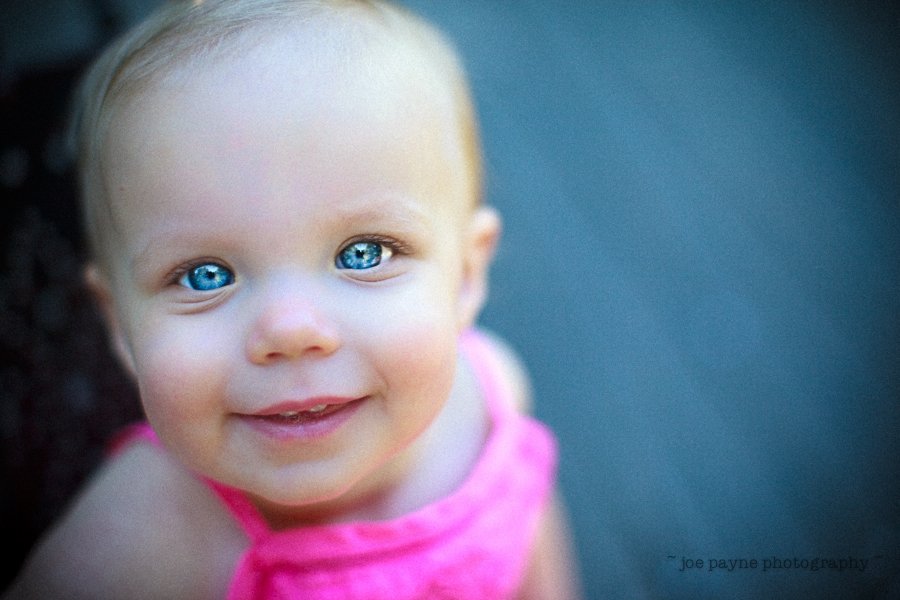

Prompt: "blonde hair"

[70,0,482,265]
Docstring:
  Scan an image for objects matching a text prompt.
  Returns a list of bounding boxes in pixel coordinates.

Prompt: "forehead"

[101,20,471,234]
[108,16,459,150]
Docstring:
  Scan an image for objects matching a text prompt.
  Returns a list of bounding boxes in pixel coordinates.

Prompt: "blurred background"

[2,1,898,598]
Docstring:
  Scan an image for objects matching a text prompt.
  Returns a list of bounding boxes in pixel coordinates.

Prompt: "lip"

[239,396,366,441]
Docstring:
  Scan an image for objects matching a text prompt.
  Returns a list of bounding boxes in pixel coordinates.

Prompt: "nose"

[245,289,341,364]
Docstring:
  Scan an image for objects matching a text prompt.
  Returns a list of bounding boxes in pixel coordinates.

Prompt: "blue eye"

[337,242,391,270]
[180,263,234,290]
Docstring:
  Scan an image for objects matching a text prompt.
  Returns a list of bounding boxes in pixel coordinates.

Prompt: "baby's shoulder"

[6,442,245,599]
[471,328,534,413]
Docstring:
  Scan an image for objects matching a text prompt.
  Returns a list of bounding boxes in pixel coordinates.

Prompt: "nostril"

[260,344,328,363]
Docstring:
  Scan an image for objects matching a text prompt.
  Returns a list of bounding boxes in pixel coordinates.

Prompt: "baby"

[5,1,580,598]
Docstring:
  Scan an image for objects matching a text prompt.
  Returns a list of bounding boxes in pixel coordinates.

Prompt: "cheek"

[366,262,464,395]
[372,320,464,485]
[367,295,460,417]
[127,315,235,431]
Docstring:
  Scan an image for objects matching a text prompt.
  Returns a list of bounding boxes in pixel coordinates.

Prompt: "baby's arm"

[478,331,584,599]
[3,443,244,600]
[518,493,584,600]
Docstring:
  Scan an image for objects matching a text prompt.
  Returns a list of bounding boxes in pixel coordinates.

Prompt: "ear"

[84,264,137,378]
[457,205,501,331]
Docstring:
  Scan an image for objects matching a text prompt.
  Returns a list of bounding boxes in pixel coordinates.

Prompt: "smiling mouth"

[243,397,366,441]
[249,396,366,423]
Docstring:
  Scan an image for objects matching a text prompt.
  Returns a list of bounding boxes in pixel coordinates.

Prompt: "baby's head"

[73,0,484,268]
[72,0,500,520]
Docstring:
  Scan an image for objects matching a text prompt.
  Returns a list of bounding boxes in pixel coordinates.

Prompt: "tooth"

[279,411,300,417]
[307,404,328,413]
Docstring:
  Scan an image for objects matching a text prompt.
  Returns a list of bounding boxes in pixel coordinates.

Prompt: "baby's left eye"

[179,263,235,291]
[336,241,393,270]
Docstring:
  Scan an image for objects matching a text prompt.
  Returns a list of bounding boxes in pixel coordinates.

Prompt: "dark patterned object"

[1,67,142,589]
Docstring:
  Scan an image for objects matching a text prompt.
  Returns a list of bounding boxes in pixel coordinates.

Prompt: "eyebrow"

[129,226,237,279]
[129,192,436,273]
[328,193,435,233]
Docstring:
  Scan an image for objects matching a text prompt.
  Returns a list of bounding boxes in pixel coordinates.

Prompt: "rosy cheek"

[378,314,458,401]
[131,321,232,422]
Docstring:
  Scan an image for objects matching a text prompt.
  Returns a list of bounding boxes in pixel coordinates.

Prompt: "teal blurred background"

[2,2,898,598]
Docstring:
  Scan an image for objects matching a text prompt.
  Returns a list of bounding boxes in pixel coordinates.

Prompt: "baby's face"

[96,29,494,518]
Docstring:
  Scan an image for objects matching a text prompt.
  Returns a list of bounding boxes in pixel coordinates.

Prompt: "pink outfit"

[111,329,557,599]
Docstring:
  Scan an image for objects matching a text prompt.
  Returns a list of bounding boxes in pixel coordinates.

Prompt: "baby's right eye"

[179,263,235,291]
